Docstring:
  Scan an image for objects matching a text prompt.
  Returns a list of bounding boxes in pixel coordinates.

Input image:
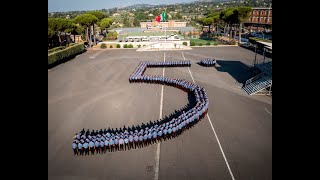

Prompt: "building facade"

[245,7,272,31]
[140,20,187,29]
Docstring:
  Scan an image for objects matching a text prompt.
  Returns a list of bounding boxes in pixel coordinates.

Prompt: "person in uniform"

[133,134,139,148]
[124,136,129,150]
[119,137,124,151]
[104,138,109,152]
[72,141,78,155]
[88,140,95,155]
[99,140,105,154]
[83,141,89,155]
[114,137,119,151]
[95,140,100,154]
[109,138,114,152]
[78,142,83,156]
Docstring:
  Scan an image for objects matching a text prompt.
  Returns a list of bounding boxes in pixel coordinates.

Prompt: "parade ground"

[48,47,272,180]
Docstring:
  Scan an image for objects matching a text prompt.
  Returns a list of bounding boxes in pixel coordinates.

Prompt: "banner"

[160,11,167,22]
[155,15,161,23]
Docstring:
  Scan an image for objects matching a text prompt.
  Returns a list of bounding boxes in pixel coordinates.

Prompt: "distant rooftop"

[252,7,272,10]
[111,27,196,35]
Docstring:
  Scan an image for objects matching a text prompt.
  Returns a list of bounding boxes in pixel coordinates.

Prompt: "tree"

[219,7,239,40]
[65,23,84,43]
[135,11,148,21]
[86,11,106,21]
[237,6,252,43]
[48,18,72,45]
[201,17,213,34]
[100,18,113,35]
[87,11,107,44]
[208,12,220,34]
[74,14,98,44]
[133,18,140,27]
[123,14,131,27]
[107,31,118,40]
[48,28,55,48]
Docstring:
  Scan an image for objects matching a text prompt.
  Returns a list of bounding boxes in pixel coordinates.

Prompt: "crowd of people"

[72,60,209,156]
[146,61,191,68]
[200,58,216,67]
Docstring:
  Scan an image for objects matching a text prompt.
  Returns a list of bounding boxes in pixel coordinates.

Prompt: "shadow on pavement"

[215,60,252,84]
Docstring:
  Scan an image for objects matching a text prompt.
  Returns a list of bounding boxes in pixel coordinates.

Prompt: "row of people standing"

[73,60,209,155]
[200,58,216,67]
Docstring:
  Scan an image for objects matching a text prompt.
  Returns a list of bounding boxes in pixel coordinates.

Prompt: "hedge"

[48,46,65,54]
[48,43,85,65]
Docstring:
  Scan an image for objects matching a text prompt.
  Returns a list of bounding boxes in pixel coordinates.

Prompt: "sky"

[48,0,197,12]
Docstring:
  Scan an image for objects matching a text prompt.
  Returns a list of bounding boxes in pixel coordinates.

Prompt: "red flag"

[155,15,160,22]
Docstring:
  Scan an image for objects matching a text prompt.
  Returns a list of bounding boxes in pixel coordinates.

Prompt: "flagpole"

[164,10,167,45]
[165,25,166,44]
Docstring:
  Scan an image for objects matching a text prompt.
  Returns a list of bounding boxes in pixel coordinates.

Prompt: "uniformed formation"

[200,58,216,67]
[72,60,209,155]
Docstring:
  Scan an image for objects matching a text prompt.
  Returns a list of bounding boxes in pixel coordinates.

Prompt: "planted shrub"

[100,43,107,49]
[206,41,211,45]
[183,42,188,46]
[48,43,85,65]
[116,44,121,48]
[128,44,133,48]
[110,45,113,48]
[230,40,237,45]
[213,42,219,46]
[123,44,128,48]
[137,44,141,48]
[143,45,146,47]
[198,42,203,46]
[190,41,196,46]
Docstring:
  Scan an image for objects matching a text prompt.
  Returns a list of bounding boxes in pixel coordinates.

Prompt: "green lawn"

[190,38,220,46]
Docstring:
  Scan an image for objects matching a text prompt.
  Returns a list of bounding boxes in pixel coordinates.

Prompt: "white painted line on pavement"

[207,114,235,180]
[154,143,161,180]
[154,53,165,180]
[89,50,104,59]
[182,52,235,180]
[265,108,272,116]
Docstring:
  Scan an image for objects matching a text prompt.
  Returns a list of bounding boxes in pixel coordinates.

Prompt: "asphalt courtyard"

[48,47,272,180]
